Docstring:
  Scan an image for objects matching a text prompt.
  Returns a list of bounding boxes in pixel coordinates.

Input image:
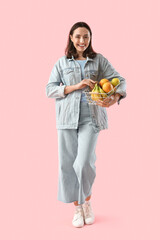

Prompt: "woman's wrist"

[64,84,78,94]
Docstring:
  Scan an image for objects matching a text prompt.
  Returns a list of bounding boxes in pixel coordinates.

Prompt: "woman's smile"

[78,45,85,48]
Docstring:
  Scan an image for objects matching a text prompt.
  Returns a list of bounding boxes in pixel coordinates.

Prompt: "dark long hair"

[65,22,97,59]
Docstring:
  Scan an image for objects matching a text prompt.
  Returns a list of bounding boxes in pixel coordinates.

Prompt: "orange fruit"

[102,82,114,93]
[99,78,109,88]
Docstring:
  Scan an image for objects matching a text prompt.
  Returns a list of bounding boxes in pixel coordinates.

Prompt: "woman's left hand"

[95,93,121,108]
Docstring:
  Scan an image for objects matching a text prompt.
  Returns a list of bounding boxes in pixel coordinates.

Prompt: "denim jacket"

[45,53,127,132]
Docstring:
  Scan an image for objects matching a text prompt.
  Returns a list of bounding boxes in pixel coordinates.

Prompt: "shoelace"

[75,207,83,214]
[73,207,84,221]
[83,202,92,218]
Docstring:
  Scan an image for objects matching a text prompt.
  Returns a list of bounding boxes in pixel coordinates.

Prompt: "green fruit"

[95,84,103,101]
[99,86,108,98]
[91,84,103,101]
[111,78,120,87]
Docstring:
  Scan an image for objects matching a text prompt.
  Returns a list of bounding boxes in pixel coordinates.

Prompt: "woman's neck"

[76,56,87,60]
[76,58,87,60]
[75,52,87,60]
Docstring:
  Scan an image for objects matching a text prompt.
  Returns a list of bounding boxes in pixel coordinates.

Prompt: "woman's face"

[70,27,91,55]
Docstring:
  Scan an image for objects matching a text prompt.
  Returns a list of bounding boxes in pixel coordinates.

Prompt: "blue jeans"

[57,101,100,204]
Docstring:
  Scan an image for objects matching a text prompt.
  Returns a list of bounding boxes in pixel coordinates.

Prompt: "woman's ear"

[70,35,73,42]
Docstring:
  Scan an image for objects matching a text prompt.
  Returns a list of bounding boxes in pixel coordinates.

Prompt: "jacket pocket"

[85,70,98,81]
[61,68,75,85]
[55,96,75,125]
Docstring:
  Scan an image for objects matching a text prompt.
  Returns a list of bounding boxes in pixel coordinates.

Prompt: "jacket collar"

[68,55,94,62]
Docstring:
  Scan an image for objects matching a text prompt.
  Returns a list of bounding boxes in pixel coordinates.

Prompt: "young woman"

[46,22,127,228]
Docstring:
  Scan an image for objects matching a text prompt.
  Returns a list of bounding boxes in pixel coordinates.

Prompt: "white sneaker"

[72,205,84,228]
[82,200,95,225]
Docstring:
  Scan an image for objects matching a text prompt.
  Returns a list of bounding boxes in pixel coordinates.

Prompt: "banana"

[94,84,102,101]
[91,84,97,101]
[91,84,102,101]
[98,85,108,99]
[91,84,96,101]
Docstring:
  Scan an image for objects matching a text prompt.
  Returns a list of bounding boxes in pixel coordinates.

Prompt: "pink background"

[0,0,160,239]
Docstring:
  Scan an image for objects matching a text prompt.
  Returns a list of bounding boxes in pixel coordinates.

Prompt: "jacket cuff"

[59,85,67,98]
[117,95,124,105]
[116,91,127,105]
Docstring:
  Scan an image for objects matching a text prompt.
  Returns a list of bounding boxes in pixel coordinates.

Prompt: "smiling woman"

[65,22,97,60]
[46,21,127,228]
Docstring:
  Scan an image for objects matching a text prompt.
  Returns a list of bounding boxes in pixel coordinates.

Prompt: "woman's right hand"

[76,79,97,91]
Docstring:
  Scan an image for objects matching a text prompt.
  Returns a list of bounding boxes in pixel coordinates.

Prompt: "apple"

[111,78,120,87]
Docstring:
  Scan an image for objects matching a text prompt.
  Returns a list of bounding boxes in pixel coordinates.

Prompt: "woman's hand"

[76,79,97,90]
[95,93,121,108]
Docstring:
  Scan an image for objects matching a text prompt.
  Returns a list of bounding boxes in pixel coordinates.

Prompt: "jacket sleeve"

[100,54,127,105]
[45,62,67,99]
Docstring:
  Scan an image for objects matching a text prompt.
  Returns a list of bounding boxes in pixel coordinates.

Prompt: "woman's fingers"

[96,96,115,107]
[96,101,109,107]
[103,95,114,102]
[103,98,110,103]
[89,83,96,89]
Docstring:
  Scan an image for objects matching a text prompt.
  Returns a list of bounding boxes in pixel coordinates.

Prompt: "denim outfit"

[46,53,127,204]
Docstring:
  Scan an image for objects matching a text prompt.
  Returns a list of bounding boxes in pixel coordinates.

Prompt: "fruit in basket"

[91,84,97,101]
[102,81,114,93]
[111,78,120,87]
[99,86,108,98]
[99,78,109,87]
[91,83,103,101]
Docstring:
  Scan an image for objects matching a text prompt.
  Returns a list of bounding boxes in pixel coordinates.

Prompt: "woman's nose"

[80,38,85,43]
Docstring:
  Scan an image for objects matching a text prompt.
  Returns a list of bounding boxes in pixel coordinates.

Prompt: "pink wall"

[0,0,160,239]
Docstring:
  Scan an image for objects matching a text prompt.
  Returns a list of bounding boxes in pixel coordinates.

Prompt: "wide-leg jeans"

[57,101,100,204]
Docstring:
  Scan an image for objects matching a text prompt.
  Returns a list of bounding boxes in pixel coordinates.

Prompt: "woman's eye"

[75,36,88,39]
